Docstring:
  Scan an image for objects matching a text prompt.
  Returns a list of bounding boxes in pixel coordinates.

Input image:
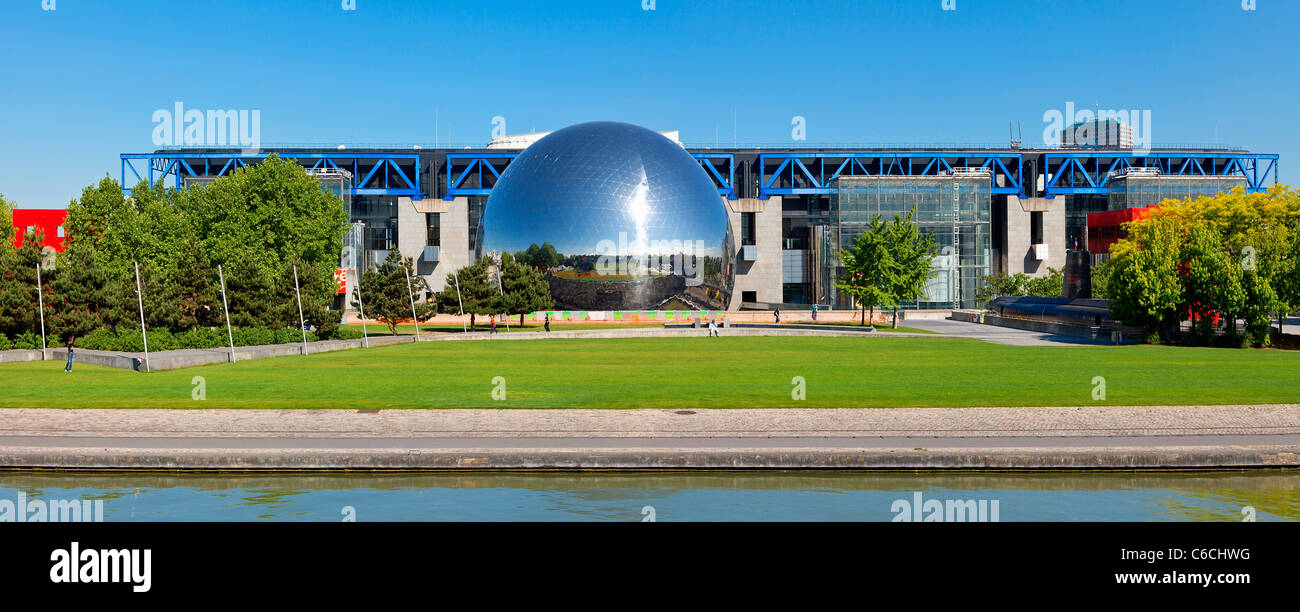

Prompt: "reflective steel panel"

[480,121,733,310]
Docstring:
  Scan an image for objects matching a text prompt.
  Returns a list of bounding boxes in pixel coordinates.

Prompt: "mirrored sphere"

[480,121,734,311]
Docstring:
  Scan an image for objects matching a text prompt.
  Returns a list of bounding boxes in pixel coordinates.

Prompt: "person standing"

[774,307,781,324]
[490,315,497,335]
[812,305,818,321]
[544,313,551,332]
[708,317,719,337]
[63,337,75,373]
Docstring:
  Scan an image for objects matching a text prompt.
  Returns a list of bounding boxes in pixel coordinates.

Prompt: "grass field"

[342,322,663,336]
[1,335,1297,409]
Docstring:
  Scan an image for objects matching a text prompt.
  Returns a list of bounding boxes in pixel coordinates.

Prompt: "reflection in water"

[1,471,1296,522]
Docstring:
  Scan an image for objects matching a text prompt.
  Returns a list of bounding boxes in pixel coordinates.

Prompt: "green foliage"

[976,268,1063,303]
[12,331,39,350]
[432,257,500,331]
[0,193,13,246]
[1090,258,1114,299]
[834,214,894,326]
[0,229,47,337]
[0,334,10,350]
[498,252,554,320]
[232,327,275,347]
[882,210,940,328]
[48,240,129,341]
[350,249,434,335]
[1107,216,1185,341]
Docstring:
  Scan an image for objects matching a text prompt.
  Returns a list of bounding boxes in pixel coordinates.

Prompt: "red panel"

[11,209,69,252]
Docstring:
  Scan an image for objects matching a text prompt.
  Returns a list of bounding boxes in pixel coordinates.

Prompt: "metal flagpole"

[36,265,47,360]
[133,262,150,373]
[217,264,236,363]
[495,262,509,332]
[405,268,421,342]
[453,270,466,333]
[356,267,369,348]
[293,265,308,355]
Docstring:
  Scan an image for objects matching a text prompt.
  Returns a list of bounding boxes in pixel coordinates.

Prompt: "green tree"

[169,237,223,331]
[433,257,500,331]
[223,258,277,329]
[835,215,893,327]
[0,229,47,337]
[350,250,434,335]
[499,252,555,326]
[1179,222,1244,343]
[1107,216,1185,342]
[48,241,129,341]
[0,193,13,246]
[882,210,940,328]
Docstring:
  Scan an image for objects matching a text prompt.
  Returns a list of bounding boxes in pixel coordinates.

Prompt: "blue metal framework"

[120,153,423,198]
[1041,152,1279,197]
[443,151,736,200]
[756,152,1024,199]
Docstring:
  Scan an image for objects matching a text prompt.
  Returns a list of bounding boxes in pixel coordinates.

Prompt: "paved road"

[3,433,1299,450]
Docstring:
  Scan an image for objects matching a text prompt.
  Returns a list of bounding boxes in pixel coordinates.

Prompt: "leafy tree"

[223,258,277,329]
[1107,216,1187,342]
[882,210,939,328]
[169,237,223,331]
[1179,222,1244,343]
[0,230,47,337]
[48,241,129,341]
[432,257,500,331]
[350,250,434,335]
[499,252,555,326]
[278,257,343,339]
[0,193,13,246]
[835,215,893,327]
[517,242,562,270]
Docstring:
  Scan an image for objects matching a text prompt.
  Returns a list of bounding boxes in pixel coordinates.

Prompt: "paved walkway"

[2,406,1298,469]
[899,318,1113,346]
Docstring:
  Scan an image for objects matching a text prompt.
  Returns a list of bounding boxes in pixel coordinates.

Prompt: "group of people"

[487,313,552,334]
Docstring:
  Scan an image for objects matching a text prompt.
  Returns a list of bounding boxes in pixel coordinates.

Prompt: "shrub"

[147,329,178,351]
[0,334,10,350]
[273,327,302,345]
[13,331,40,350]
[232,326,274,347]
[115,328,145,352]
[176,327,225,350]
[331,326,364,341]
[80,328,121,351]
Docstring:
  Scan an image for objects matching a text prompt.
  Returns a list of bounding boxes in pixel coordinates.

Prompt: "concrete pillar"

[396,196,470,296]
[725,196,783,309]
[1002,196,1065,276]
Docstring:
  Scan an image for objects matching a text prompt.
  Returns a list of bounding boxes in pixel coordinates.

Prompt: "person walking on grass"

[63,337,75,373]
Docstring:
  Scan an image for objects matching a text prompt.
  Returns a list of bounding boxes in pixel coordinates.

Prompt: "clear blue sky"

[1,0,1295,209]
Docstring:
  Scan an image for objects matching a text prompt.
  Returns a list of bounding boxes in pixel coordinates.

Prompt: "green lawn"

[343,322,663,336]
[2,336,1297,409]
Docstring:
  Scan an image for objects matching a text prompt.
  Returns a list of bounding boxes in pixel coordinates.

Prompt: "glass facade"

[831,176,991,309]
[1107,176,1246,210]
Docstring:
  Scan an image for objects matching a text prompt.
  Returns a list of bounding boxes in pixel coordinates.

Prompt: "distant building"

[10,209,68,252]
[1063,117,1132,149]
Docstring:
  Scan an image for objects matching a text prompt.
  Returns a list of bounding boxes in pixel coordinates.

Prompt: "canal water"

[1,471,1296,522]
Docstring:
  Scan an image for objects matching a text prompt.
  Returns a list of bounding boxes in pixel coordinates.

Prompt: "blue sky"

[1,0,1295,208]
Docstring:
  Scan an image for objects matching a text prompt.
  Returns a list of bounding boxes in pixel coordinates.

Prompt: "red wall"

[10,209,68,252]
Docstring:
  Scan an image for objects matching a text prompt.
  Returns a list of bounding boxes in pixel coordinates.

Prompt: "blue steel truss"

[756,152,1024,199]
[1041,152,1279,197]
[120,153,423,198]
[443,152,736,200]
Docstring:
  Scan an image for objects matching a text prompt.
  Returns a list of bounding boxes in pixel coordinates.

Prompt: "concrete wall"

[1003,196,1065,276]
[725,196,783,309]
[397,196,471,296]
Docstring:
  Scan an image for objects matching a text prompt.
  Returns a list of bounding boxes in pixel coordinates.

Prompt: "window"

[426,213,440,247]
[741,212,756,246]
[56,226,65,238]
[1030,211,1043,245]
[741,291,757,303]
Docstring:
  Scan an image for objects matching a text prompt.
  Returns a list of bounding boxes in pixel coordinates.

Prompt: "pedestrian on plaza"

[708,317,719,337]
[63,337,75,373]
[490,315,497,334]
[774,307,781,324]
[812,305,818,321]
[544,313,551,332]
